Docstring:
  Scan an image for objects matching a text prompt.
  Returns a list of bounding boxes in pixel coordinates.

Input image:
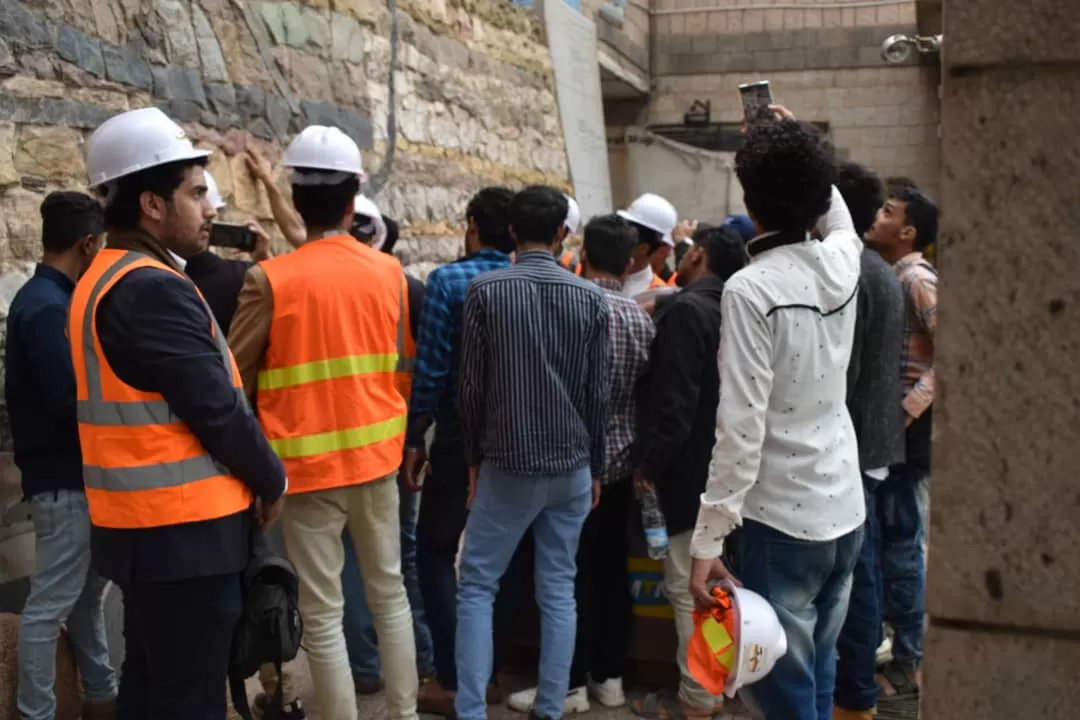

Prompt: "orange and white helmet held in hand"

[688,579,787,698]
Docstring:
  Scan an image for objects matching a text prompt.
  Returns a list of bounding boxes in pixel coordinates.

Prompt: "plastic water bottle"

[640,488,669,559]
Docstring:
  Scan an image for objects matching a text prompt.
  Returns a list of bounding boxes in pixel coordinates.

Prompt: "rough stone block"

[329,12,365,63]
[0,0,53,50]
[205,82,240,128]
[192,5,229,83]
[14,126,84,180]
[924,625,1080,720]
[254,1,287,45]
[56,24,104,77]
[946,0,1080,67]
[235,84,266,119]
[0,613,82,720]
[0,124,14,186]
[928,68,1080,630]
[265,95,293,137]
[153,0,199,68]
[101,42,152,90]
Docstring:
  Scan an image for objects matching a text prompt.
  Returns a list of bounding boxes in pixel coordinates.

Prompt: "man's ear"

[139,190,167,223]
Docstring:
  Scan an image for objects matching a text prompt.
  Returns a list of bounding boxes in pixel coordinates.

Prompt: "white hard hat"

[617,193,678,247]
[564,194,581,234]
[352,193,388,251]
[204,171,225,210]
[86,107,211,190]
[723,580,788,697]
[282,125,366,185]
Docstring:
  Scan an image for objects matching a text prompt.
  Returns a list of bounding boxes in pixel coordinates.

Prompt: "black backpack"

[229,529,304,720]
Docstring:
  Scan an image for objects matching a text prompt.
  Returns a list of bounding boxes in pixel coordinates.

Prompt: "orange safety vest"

[649,272,667,289]
[256,234,409,495]
[688,586,739,696]
[666,272,679,286]
[69,250,253,530]
[558,250,583,276]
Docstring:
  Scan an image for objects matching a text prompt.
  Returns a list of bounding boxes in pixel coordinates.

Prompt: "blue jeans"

[878,463,929,670]
[455,463,591,720]
[834,476,884,711]
[341,476,435,683]
[18,490,116,720]
[728,519,863,720]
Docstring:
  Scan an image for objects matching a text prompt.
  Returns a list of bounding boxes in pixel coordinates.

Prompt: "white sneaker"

[507,686,590,714]
[589,677,626,707]
[876,634,894,666]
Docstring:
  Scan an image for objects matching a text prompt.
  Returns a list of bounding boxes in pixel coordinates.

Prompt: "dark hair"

[890,186,939,251]
[735,119,832,234]
[583,214,636,276]
[291,171,360,230]
[509,186,568,246]
[380,215,399,255]
[834,161,885,237]
[103,158,207,230]
[466,187,515,254]
[885,176,918,194]
[627,220,661,251]
[41,191,104,254]
[693,225,746,281]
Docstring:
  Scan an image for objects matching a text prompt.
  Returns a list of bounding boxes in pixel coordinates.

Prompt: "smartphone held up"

[209,222,256,253]
[738,80,774,128]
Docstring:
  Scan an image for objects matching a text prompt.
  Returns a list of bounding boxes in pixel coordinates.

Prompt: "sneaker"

[252,693,307,720]
[875,635,893,667]
[589,677,626,708]
[507,686,590,714]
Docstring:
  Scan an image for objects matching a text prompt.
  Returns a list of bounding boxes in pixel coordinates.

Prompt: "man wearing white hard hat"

[229,125,419,720]
[71,106,288,717]
[616,193,679,299]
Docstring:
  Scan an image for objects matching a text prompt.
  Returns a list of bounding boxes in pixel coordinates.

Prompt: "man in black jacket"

[832,161,906,720]
[631,225,745,719]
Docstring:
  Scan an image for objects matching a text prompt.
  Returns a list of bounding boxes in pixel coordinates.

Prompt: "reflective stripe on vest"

[72,250,252,529]
[255,237,408,492]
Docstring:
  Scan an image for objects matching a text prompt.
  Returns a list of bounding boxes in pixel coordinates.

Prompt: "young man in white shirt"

[688,108,865,720]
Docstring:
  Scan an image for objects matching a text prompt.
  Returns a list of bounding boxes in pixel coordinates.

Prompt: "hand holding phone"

[209,222,256,252]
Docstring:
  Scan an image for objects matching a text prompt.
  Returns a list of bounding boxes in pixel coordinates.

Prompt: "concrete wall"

[649,0,941,196]
[924,0,1080,716]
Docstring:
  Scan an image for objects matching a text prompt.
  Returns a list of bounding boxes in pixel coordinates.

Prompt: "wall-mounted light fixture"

[683,99,711,127]
[598,0,627,27]
[881,33,943,64]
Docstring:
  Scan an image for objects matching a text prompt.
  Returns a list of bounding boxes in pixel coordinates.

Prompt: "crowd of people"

[4,100,938,720]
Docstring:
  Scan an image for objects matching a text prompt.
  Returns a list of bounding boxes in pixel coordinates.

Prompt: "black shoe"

[253,692,307,720]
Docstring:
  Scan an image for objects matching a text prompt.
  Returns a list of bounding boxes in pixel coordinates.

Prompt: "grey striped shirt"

[459,250,611,477]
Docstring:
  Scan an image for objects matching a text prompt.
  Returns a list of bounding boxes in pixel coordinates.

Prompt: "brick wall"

[649,0,941,196]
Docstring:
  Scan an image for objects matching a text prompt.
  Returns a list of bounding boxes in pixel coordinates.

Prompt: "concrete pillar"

[925,1,1080,717]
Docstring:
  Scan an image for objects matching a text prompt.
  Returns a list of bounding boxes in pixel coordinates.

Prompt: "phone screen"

[209,222,255,252]
[739,81,773,120]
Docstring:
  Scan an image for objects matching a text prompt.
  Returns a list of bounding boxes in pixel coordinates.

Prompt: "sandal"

[631,691,717,719]
[877,661,921,700]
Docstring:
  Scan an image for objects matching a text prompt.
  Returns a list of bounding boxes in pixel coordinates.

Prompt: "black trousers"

[569,479,634,688]
[416,445,526,690]
[117,572,243,720]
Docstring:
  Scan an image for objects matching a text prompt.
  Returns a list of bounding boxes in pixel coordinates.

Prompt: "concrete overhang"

[599,47,649,99]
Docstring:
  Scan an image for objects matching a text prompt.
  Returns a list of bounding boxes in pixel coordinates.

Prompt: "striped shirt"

[459,250,611,476]
[593,277,654,484]
[895,251,937,419]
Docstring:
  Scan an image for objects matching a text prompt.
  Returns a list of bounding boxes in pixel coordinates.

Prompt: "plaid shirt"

[895,251,937,419]
[592,277,654,484]
[406,249,512,448]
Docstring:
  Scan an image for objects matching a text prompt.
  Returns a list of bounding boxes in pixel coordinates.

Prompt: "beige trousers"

[664,530,722,711]
[283,474,419,720]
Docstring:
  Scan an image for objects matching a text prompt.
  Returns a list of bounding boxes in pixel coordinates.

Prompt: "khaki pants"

[283,474,419,720]
[664,530,721,711]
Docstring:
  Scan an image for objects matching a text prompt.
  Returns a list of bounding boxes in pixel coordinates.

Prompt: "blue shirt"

[405,249,511,449]
[4,264,82,498]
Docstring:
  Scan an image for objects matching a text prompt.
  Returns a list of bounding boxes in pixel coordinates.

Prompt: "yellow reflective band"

[702,616,734,655]
[257,353,399,392]
[268,415,407,459]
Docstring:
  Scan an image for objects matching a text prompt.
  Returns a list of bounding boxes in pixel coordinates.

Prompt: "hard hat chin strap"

[290,170,355,186]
